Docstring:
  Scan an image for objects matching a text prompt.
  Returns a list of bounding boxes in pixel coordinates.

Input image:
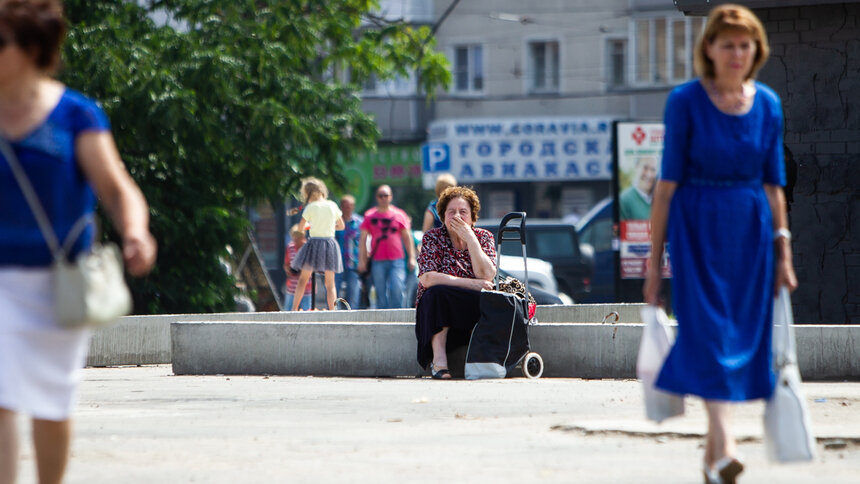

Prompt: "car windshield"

[498,227,579,259]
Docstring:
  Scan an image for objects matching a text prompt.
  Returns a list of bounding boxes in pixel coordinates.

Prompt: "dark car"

[477,219,593,303]
[574,197,615,303]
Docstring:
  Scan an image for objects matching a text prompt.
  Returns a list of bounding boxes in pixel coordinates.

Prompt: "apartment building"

[419,0,703,219]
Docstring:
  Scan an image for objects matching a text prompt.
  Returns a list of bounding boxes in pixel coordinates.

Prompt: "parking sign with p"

[422,143,450,172]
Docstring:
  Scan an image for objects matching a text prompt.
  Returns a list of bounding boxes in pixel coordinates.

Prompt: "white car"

[497,254,558,295]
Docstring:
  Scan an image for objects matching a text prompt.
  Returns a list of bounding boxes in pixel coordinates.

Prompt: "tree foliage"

[59,0,450,313]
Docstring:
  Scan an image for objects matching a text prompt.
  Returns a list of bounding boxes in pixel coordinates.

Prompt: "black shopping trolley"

[464,212,544,379]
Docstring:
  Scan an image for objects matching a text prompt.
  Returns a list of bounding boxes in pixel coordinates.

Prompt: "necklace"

[706,79,755,114]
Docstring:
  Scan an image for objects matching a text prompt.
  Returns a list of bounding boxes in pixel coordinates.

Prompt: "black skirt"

[414,285,482,369]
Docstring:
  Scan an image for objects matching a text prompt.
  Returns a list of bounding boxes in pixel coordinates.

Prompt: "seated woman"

[415,186,497,379]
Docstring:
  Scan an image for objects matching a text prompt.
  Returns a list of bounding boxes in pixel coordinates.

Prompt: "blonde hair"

[434,173,457,198]
[694,4,769,81]
[300,177,328,203]
[289,223,305,239]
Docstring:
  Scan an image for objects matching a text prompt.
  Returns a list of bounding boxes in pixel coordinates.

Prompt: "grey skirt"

[291,237,343,273]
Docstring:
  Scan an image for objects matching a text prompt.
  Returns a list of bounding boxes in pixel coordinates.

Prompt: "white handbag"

[763,287,816,462]
[1,138,132,329]
[637,305,685,422]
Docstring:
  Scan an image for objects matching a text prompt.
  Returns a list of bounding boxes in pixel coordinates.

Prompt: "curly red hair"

[437,186,481,225]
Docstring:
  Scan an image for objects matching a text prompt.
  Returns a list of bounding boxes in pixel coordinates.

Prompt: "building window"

[362,71,417,96]
[529,40,559,93]
[453,44,484,94]
[608,39,627,87]
[627,15,705,87]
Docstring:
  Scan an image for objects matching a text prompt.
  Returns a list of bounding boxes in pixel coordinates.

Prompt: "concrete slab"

[87,304,644,367]
[171,320,860,380]
[15,366,859,484]
[89,305,860,380]
[171,321,422,377]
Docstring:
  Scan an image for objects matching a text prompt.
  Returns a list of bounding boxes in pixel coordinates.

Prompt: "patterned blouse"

[416,225,497,305]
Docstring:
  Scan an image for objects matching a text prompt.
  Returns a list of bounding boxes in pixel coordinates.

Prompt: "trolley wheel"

[522,352,544,379]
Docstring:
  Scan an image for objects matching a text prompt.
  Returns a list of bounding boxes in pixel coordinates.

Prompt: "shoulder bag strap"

[369,235,382,260]
[0,137,73,260]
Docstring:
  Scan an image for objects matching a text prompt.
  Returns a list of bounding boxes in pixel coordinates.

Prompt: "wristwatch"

[774,227,792,241]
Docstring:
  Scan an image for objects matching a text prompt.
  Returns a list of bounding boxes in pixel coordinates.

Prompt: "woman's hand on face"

[123,231,157,277]
[449,215,477,243]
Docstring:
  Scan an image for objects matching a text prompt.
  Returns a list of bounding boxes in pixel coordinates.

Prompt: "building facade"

[358,1,704,219]
[423,0,699,219]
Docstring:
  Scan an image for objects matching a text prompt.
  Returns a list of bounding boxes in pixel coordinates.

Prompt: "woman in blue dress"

[0,1,157,482]
[644,5,797,484]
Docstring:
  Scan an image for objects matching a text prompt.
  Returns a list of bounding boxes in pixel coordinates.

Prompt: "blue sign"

[422,143,450,172]
[423,117,614,187]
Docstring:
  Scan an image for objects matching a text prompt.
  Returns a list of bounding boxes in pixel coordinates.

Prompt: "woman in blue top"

[421,173,457,233]
[0,1,157,482]
[643,5,797,483]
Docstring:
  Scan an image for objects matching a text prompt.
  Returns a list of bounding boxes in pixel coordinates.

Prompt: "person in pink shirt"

[358,185,416,308]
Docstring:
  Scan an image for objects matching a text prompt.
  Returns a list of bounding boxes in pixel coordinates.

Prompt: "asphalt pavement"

[14,366,860,483]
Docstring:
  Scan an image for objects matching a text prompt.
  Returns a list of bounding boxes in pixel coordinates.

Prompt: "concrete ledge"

[92,305,860,380]
[170,320,860,380]
[171,322,420,376]
[796,325,860,380]
[533,324,642,378]
[87,316,171,367]
[87,304,642,367]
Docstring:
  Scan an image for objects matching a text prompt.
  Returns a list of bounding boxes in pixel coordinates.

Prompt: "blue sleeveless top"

[0,89,110,266]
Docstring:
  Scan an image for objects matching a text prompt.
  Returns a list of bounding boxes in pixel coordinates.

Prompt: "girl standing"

[290,177,344,310]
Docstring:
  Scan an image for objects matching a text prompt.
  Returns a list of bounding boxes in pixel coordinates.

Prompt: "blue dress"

[655,80,786,401]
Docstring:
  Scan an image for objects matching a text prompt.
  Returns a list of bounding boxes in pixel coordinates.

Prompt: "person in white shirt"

[289,177,345,310]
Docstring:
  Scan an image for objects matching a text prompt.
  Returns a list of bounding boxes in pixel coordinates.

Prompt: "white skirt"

[0,267,90,420]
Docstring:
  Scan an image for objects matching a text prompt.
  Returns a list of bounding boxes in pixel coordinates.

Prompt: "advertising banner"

[421,117,614,189]
[342,145,423,211]
[615,122,671,280]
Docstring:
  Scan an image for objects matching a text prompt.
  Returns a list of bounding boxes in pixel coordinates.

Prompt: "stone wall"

[756,4,860,323]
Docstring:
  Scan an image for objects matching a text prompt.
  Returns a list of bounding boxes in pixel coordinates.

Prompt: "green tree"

[60,0,450,313]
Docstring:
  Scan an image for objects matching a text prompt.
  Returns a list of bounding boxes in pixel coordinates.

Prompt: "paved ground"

[14,366,860,483]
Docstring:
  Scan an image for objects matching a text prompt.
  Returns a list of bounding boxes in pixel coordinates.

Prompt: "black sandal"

[716,457,744,484]
[430,362,451,379]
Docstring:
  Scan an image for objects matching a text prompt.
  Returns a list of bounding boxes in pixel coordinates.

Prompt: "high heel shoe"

[715,457,744,484]
[430,362,451,379]
[703,457,743,484]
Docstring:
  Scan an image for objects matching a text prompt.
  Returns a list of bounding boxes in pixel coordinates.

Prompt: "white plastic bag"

[637,306,684,422]
[763,287,816,462]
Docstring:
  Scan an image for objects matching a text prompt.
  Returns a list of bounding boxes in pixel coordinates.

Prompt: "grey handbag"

[763,286,816,462]
[1,138,131,329]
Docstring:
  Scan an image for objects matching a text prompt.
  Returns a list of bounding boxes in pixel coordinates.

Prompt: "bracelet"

[774,228,792,241]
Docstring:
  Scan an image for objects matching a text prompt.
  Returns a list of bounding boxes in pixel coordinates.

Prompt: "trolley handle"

[498,212,526,244]
[493,212,530,300]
